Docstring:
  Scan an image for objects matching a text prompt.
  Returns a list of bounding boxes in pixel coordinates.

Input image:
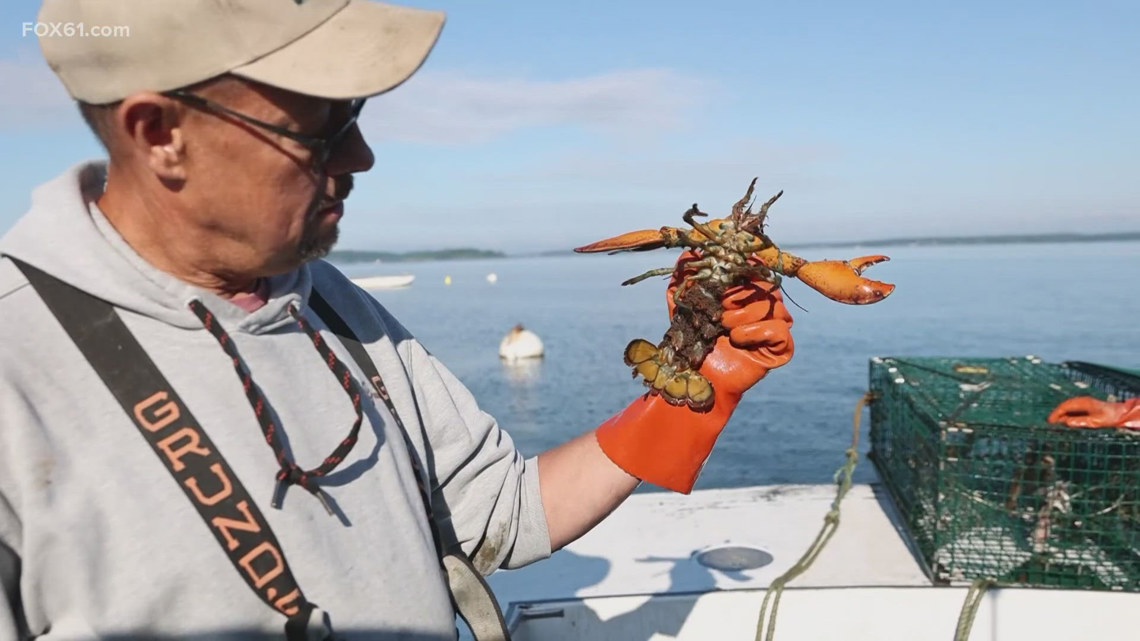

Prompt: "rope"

[753,391,876,641]
[954,578,995,641]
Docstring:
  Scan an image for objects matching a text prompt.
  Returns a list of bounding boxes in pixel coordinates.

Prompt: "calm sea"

[333,241,1140,491]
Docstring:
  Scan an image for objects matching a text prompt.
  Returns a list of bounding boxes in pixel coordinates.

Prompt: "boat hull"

[350,274,415,290]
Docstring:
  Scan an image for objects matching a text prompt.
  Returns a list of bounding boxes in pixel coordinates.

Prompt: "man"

[0,1,794,639]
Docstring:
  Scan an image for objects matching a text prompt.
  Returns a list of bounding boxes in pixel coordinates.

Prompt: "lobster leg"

[731,178,758,218]
[740,263,781,289]
[682,205,722,244]
[621,267,676,287]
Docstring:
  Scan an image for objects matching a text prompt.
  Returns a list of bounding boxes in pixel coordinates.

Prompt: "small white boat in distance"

[499,324,544,361]
[350,274,415,290]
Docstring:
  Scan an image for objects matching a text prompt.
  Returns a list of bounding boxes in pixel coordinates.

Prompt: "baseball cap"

[38,0,446,104]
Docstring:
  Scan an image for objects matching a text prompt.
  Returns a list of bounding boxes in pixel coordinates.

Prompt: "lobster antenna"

[781,285,809,313]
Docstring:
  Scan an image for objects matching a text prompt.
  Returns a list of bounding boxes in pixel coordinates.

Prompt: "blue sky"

[1,0,1137,253]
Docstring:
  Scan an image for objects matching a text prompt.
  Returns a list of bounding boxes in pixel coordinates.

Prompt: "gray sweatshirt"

[0,162,551,639]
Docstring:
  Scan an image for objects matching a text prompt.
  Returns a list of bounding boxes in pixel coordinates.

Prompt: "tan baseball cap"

[38,0,446,104]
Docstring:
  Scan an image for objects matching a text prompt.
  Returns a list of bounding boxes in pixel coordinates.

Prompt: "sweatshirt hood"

[0,160,313,333]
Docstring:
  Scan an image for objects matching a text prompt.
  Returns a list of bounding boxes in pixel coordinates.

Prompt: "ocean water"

[333,241,1140,491]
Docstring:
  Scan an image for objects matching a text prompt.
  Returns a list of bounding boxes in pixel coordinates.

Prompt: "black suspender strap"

[14,256,509,641]
[308,291,511,641]
[12,259,327,641]
[307,290,444,558]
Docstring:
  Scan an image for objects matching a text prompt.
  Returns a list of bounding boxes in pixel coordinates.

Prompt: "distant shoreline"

[782,230,1140,250]
[331,231,1140,263]
[329,248,506,264]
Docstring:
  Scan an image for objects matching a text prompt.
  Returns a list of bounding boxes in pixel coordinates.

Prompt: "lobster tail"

[624,339,715,411]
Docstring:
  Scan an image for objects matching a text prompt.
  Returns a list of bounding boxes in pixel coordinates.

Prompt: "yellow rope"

[954,579,995,641]
[753,392,876,641]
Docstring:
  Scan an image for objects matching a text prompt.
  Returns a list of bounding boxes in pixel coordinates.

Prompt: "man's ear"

[116,93,188,182]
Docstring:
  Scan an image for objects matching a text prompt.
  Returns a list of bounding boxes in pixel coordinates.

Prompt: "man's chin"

[298,226,339,263]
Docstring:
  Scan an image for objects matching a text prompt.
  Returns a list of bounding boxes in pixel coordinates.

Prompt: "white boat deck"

[475,483,1140,640]
[490,483,928,601]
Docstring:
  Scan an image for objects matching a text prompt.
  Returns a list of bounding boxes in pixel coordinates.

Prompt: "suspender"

[307,290,445,558]
[12,258,509,640]
[308,291,511,640]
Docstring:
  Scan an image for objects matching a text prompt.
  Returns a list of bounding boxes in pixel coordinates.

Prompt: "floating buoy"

[486,273,498,284]
[444,275,452,286]
[499,324,544,361]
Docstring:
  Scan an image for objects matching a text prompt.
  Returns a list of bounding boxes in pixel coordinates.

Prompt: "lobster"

[574,178,895,412]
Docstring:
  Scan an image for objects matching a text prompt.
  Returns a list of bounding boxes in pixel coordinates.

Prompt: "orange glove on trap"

[1048,397,1140,429]
[595,254,795,493]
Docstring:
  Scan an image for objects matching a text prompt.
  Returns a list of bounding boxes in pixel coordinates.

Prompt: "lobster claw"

[795,255,895,305]
[574,229,673,254]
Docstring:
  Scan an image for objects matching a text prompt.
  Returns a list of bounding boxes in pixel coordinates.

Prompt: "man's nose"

[327,125,374,176]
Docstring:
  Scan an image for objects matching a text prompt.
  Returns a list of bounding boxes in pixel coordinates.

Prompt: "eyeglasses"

[165,90,366,174]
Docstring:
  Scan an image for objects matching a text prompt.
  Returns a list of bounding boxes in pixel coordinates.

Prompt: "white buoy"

[486,272,498,284]
[499,324,544,361]
[444,275,452,286]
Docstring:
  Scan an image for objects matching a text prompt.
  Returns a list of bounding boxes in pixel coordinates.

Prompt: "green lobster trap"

[868,356,1140,591]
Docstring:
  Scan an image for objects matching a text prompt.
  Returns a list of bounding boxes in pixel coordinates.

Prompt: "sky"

[0,0,1137,254]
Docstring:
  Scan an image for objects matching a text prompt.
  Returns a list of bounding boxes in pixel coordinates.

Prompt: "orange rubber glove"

[1048,397,1140,429]
[595,253,795,493]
